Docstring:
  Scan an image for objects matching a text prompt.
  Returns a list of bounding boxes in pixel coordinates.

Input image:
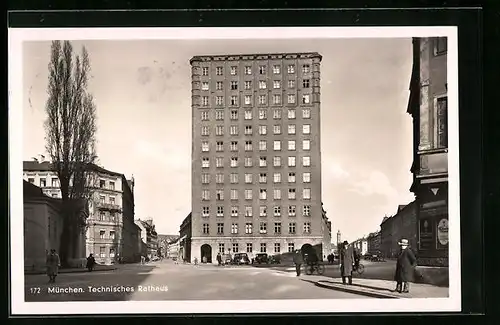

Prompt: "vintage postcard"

[9,26,460,315]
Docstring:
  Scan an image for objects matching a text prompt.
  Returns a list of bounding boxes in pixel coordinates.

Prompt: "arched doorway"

[301,243,316,259]
[200,244,212,263]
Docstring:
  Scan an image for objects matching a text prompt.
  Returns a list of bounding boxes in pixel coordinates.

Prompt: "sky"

[22,38,415,242]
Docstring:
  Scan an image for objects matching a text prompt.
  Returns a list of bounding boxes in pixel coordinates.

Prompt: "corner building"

[190,53,324,263]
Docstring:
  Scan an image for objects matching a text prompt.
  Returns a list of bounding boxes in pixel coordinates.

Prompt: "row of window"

[96,246,117,258]
[200,93,311,106]
[201,156,312,169]
[202,139,311,153]
[200,64,311,77]
[98,195,117,205]
[201,171,311,185]
[96,211,118,222]
[203,221,311,236]
[201,188,312,201]
[27,177,117,191]
[200,107,311,121]
[201,124,312,136]
[201,205,311,218]
[98,230,116,239]
[200,79,313,92]
[217,242,298,254]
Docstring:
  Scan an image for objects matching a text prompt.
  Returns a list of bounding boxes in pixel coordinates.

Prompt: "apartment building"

[189,52,326,263]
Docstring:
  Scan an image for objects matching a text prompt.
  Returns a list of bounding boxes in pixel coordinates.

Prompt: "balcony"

[418,150,448,177]
[96,202,121,212]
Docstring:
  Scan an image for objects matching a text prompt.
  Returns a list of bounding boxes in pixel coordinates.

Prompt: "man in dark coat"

[340,241,355,285]
[394,238,417,293]
[86,253,96,272]
[293,250,304,276]
[216,253,222,266]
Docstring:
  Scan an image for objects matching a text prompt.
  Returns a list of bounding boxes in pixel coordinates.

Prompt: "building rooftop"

[190,52,322,64]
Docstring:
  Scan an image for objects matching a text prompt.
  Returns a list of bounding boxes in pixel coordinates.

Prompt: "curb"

[315,281,399,299]
[25,267,118,275]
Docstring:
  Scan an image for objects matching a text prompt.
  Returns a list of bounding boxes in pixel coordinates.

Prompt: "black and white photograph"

[9,27,460,314]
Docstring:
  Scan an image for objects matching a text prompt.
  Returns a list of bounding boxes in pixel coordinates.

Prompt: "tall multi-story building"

[134,218,159,259]
[23,158,139,265]
[407,37,449,267]
[189,52,325,263]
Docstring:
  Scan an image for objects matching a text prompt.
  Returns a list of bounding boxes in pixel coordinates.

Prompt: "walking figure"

[46,249,61,283]
[86,253,96,272]
[293,250,304,276]
[393,238,417,293]
[340,241,354,285]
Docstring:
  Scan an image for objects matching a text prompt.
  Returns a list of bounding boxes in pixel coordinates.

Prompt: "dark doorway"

[200,244,212,263]
[301,243,316,258]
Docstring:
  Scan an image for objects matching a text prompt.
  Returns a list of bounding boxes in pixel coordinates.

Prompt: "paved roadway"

[24,260,364,301]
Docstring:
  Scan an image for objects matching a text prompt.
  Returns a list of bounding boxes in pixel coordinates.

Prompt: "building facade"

[134,219,159,259]
[352,237,368,256]
[367,231,381,255]
[168,238,180,260]
[407,37,449,267]
[179,213,192,262]
[190,52,325,264]
[380,202,418,259]
[321,204,332,260]
[23,159,139,265]
[158,234,179,258]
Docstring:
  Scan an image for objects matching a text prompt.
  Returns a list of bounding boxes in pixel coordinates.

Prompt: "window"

[231,157,239,167]
[259,110,267,120]
[230,96,238,106]
[216,125,224,136]
[201,141,209,152]
[201,82,209,91]
[245,95,252,105]
[274,243,281,253]
[273,80,281,89]
[302,108,311,119]
[302,156,311,167]
[302,64,310,73]
[245,206,253,217]
[273,189,281,200]
[273,94,281,104]
[259,222,267,234]
[217,223,224,234]
[202,190,210,200]
[288,109,296,119]
[434,37,447,55]
[202,207,210,217]
[303,124,311,134]
[216,141,224,152]
[100,179,106,188]
[231,223,239,234]
[232,243,239,252]
[302,79,310,88]
[216,66,223,75]
[303,188,311,200]
[219,243,225,253]
[273,125,281,134]
[288,156,296,167]
[231,189,238,200]
[244,110,252,120]
[245,173,252,183]
[303,172,311,183]
[202,67,209,76]
[259,81,267,89]
[40,178,46,187]
[273,173,281,183]
[245,125,253,135]
[230,141,238,151]
[246,243,253,253]
[288,94,296,104]
[201,173,210,184]
[217,206,224,217]
[273,109,282,119]
[100,246,106,258]
[288,243,295,252]
[273,65,281,74]
[288,124,296,134]
[230,66,237,75]
[245,189,253,200]
[109,231,115,240]
[216,96,224,106]
[202,157,210,168]
[215,110,224,120]
[259,125,267,135]
[100,230,105,239]
[99,195,105,203]
[216,189,224,201]
[302,94,310,104]
[259,140,267,151]
[303,205,311,217]
[244,80,252,89]
[259,95,267,105]
[288,65,295,73]
[202,96,209,106]
[288,80,295,88]
[259,66,266,74]
[216,157,223,168]
[203,223,209,234]
[201,111,209,121]
[245,157,253,167]
[230,110,238,120]
[273,156,281,167]
[260,206,267,217]
[274,140,281,151]
[436,96,448,148]
[289,222,296,234]
[288,140,296,151]
[274,222,282,234]
[216,81,223,91]
[259,157,267,167]
[99,211,105,221]
[244,140,253,151]
[274,206,281,217]
[245,66,252,75]
[259,173,267,183]
[259,189,267,200]
[260,243,267,253]
[288,188,296,200]
[303,140,311,150]
[230,173,238,184]
[303,222,311,233]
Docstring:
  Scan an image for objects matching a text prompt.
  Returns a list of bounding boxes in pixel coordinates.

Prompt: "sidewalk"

[25,264,118,275]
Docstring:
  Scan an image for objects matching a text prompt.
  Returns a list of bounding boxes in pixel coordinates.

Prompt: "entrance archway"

[301,243,316,259]
[200,244,212,263]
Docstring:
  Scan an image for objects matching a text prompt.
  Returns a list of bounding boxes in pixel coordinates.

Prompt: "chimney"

[32,157,38,163]
[39,154,45,162]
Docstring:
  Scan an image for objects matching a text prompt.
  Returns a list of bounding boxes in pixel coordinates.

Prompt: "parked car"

[269,255,281,264]
[221,254,232,265]
[254,253,269,264]
[233,253,250,265]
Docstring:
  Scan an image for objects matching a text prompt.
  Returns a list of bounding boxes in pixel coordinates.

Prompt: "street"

[24,260,365,301]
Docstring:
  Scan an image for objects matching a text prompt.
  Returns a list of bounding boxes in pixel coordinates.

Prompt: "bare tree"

[44,40,98,266]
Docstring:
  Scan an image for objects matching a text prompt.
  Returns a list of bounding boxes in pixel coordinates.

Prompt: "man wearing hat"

[339,240,355,285]
[293,249,304,276]
[394,238,417,293]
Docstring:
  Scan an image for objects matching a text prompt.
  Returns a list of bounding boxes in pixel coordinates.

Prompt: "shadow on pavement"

[321,280,395,293]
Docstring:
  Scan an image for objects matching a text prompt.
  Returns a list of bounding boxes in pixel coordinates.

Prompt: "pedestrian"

[216,252,222,266]
[46,249,61,283]
[340,241,354,285]
[86,253,96,272]
[393,238,417,293]
[141,255,145,265]
[293,250,304,276]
